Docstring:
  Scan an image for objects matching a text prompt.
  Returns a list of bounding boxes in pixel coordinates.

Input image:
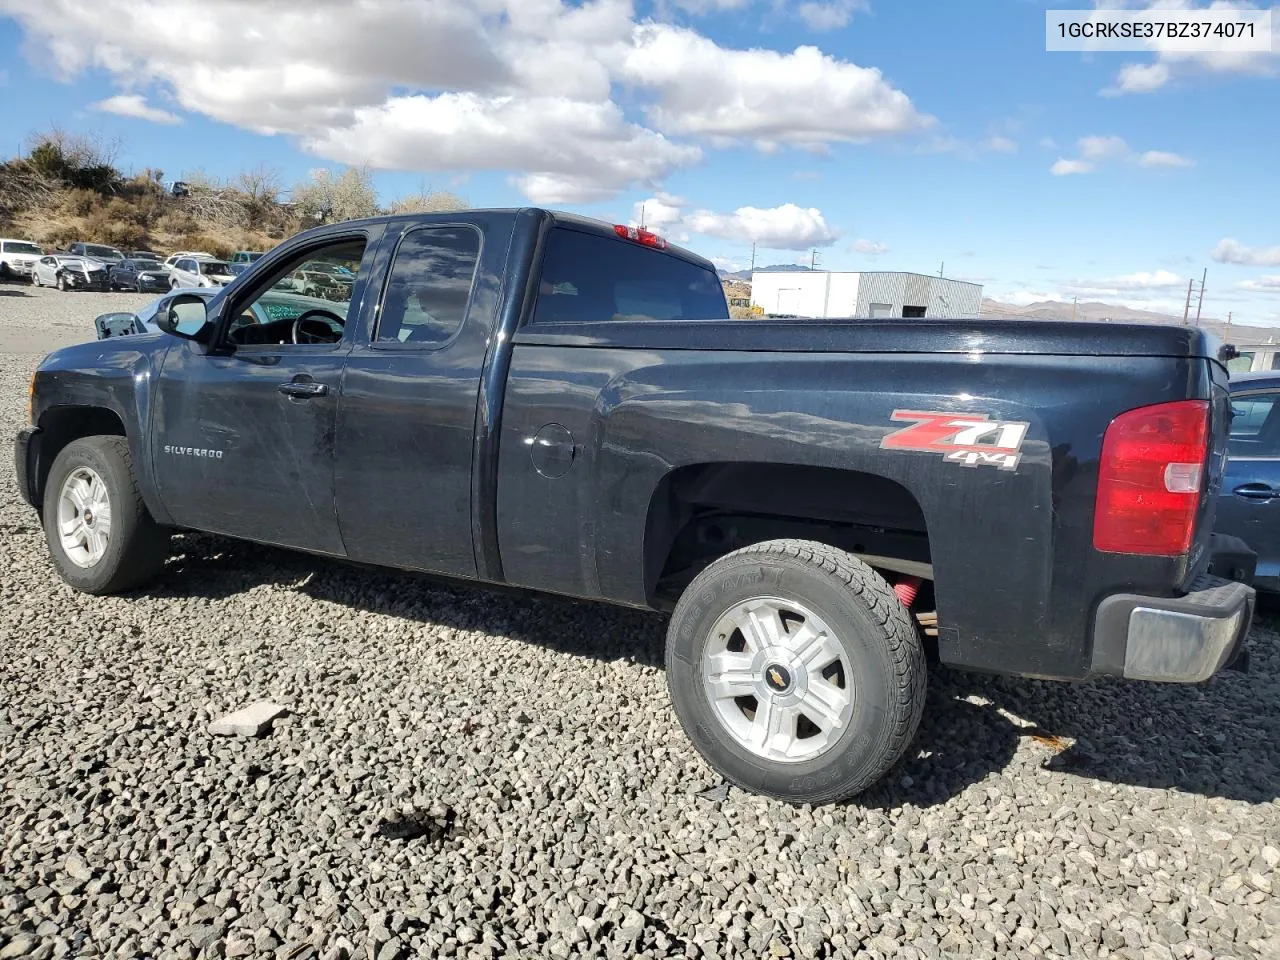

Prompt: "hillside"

[981,298,1280,346]
[0,130,465,260]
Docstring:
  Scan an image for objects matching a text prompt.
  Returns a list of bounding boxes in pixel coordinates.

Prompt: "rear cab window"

[533,227,728,324]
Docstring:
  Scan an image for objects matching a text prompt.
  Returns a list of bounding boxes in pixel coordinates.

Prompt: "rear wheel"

[42,436,169,594]
[665,539,926,804]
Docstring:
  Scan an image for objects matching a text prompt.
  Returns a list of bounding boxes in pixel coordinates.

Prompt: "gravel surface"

[0,283,155,355]
[1,290,1279,959]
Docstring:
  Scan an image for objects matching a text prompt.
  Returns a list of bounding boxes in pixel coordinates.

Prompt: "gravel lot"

[2,283,1279,960]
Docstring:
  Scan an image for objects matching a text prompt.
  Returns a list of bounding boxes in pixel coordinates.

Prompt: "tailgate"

[1187,358,1233,587]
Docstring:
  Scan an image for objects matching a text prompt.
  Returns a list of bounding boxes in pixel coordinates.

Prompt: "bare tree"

[384,190,468,215]
[292,167,379,224]
[236,164,283,205]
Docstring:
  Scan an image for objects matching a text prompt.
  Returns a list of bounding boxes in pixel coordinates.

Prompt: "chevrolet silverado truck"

[14,209,1256,803]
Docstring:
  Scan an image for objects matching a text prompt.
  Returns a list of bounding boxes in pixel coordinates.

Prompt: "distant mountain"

[980,298,1280,346]
[717,263,810,281]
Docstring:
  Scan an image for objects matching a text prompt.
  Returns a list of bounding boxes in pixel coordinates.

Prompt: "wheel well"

[34,406,127,503]
[644,462,932,607]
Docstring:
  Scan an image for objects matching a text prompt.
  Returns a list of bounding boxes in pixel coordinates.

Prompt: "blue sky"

[1,0,1278,323]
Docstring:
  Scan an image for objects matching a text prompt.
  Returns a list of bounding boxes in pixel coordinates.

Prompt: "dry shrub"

[175,234,235,259]
[156,211,200,235]
[33,223,81,249]
[61,188,101,218]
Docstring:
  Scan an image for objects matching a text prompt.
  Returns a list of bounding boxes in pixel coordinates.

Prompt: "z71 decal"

[880,410,1029,471]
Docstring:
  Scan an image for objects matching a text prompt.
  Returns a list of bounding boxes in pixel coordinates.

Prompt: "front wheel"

[42,436,169,594]
[57,274,68,291]
[665,539,926,804]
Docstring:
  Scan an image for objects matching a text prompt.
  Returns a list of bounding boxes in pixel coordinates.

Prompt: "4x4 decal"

[880,410,1029,471]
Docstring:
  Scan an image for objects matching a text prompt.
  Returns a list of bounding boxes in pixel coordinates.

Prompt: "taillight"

[613,224,668,249]
[1093,399,1209,555]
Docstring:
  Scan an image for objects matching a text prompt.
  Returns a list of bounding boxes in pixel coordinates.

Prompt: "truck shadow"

[153,533,1279,807]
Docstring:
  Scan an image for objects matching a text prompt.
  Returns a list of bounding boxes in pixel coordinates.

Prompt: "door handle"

[1232,482,1278,501]
[277,380,328,399]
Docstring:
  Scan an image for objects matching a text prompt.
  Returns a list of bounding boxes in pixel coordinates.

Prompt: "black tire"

[57,274,68,291]
[42,436,169,595]
[0,262,10,282]
[135,280,145,293]
[665,539,926,805]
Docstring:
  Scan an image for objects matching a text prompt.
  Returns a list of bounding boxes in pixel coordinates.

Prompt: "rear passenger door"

[334,216,505,578]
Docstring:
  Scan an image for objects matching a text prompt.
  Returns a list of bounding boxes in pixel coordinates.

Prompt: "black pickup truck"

[14,208,1256,803]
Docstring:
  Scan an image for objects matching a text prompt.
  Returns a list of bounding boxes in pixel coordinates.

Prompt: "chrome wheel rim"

[702,596,854,764]
[57,467,112,567]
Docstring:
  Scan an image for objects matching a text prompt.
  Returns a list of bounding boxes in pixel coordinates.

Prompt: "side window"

[225,237,367,346]
[532,227,728,324]
[376,226,480,346]
[1229,393,1280,457]
[1227,351,1256,374]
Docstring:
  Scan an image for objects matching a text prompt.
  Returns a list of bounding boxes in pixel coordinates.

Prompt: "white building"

[750,270,983,319]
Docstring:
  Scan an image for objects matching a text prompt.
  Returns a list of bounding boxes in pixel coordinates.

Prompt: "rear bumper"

[1091,572,1254,682]
[14,425,40,508]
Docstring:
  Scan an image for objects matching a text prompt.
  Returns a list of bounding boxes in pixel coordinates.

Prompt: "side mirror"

[157,294,213,341]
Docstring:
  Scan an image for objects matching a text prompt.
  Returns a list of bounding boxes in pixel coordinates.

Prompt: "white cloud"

[304,93,701,204]
[619,24,931,147]
[852,239,889,255]
[1079,134,1129,160]
[1214,238,1280,267]
[90,93,181,124]
[1051,158,1094,175]
[982,135,1018,153]
[1050,134,1193,175]
[1108,61,1171,94]
[1139,149,1195,167]
[796,0,867,31]
[1,0,931,202]
[1002,290,1066,306]
[685,203,842,250]
[1106,2,1280,94]
[1239,275,1280,293]
[631,193,686,231]
[1065,269,1187,294]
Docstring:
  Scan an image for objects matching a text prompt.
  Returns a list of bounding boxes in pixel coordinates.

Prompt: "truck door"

[1218,387,1280,589]
[334,217,502,578]
[151,230,381,555]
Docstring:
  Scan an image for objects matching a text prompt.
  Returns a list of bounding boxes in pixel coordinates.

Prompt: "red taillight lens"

[613,224,668,249]
[1093,400,1209,556]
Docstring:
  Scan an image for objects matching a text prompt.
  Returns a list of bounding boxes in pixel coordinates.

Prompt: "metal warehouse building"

[750,270,983,319]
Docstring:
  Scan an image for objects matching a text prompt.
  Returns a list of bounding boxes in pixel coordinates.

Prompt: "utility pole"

[639,202,646,230]
[939,261,944,278]
[1227,311,1233,326]
[750,242,756,274]
[1194,268,1207,326]
[1071,296,1078,322]
[810,248,821,271]
[1181,278,1194,325]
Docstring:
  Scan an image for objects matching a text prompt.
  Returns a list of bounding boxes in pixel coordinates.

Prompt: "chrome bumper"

[1092,574,1254,683]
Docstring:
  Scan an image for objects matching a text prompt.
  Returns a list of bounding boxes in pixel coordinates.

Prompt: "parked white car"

[162,251,213,269]
[168,255,235,289]
[31,255,110,291]
[0,238,44,281]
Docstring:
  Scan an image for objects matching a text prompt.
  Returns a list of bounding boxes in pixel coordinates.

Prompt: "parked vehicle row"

[1,238,270,293]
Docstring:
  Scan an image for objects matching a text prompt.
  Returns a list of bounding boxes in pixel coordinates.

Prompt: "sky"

[0,0,1278,324]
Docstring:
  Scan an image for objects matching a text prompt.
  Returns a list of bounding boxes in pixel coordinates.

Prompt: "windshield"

[85,245,123,258]
[3,241,42,255]
[199,260,230,275]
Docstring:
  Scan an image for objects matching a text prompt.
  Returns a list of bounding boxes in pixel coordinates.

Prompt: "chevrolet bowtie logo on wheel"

[880,410,1030,472]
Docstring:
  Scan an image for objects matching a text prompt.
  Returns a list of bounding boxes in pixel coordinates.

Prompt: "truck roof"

[298,207,719,274]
